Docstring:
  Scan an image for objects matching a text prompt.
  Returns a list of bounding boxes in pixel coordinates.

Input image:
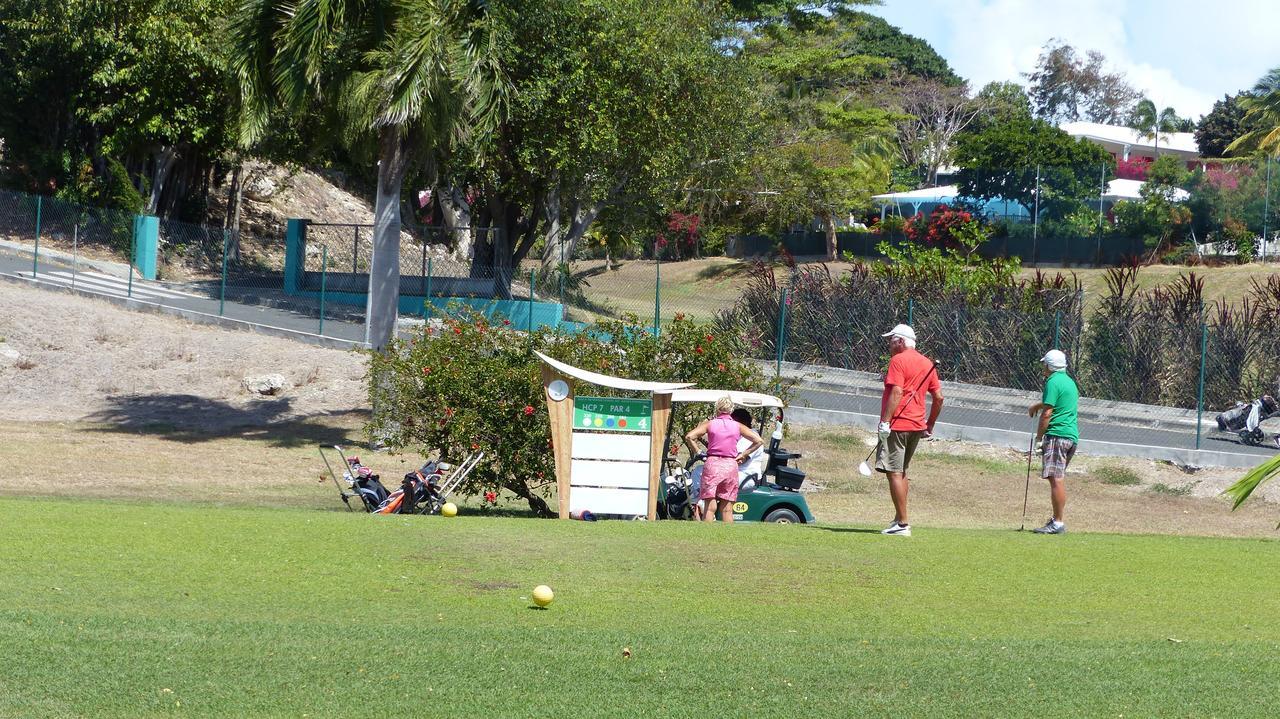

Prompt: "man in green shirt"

[1027,349,1079,535]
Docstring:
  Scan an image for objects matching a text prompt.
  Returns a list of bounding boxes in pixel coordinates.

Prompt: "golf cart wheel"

[763,507,801,524]
[1241,430,1263,446]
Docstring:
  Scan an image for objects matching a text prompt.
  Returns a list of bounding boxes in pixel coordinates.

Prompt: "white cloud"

[873,0,1280,119]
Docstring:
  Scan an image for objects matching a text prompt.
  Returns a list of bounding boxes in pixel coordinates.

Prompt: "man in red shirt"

[876,324,944,536]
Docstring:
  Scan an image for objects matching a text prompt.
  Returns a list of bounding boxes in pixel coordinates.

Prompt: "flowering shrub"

[1115,158,1151,181]
[366,309,779,516]
[903,205,974,249]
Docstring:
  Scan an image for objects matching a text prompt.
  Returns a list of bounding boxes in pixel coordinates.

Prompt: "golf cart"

[658,389,814,524]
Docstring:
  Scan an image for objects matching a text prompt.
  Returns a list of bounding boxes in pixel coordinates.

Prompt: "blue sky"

[869,0,1280,119]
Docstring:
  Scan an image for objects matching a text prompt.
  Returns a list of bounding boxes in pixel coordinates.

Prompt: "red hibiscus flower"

[523,405,535,416]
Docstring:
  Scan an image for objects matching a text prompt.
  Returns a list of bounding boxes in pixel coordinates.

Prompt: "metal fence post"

[1032,165,1041,266]
[654,245,661,338]
[425,257,433,315]
[775,288,789,380]
[128,221,135,298]
[1264,155,1272,262]
[32,195,42,276]
[907,297,914,325]
[71,221,78,290]
[1096,162,1106,266]
[1054,311,1062,350]
[319,246,328,336]
[1196,321,1207,450]
[219,230,230,316]
[528,268,536,336]
[352,225,359,274]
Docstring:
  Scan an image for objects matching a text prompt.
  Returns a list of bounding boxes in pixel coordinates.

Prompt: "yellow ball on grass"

[532,584,554,607]
[440,502,458,517]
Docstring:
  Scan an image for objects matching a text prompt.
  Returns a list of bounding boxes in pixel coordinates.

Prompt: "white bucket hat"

[881,324,916,342]
[1041,349,1067,371]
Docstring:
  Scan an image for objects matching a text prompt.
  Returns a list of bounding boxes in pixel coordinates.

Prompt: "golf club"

[1019,433,1034,531]
[857,440,879,477]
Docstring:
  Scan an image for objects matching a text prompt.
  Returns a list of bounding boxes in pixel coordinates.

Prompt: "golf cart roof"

[669,389,784,407]
[534,351,695,393]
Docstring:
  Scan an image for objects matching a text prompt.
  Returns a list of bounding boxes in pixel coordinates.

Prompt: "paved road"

[793,385,1279,463]
[0,248,367,344]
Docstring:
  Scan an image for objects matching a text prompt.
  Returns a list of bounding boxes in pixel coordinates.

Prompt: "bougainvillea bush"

[366,309,782,516]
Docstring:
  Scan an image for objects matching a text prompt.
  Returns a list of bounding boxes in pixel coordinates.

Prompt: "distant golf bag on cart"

[319,445,484,514]
[1215,394,1280,447]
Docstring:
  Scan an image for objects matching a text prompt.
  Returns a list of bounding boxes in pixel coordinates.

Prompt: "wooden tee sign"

[536,352,685,520]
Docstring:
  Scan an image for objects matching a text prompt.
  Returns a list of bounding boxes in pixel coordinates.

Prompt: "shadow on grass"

[83,393,366,447]
[807,525,883,534]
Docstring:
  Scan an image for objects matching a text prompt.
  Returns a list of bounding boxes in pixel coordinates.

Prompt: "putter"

[1019,433,1034,531]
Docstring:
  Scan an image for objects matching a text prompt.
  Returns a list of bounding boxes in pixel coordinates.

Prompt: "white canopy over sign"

[534,351,694,393]
[669,389,783,407]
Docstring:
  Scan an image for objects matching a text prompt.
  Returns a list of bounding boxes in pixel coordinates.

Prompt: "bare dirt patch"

[0,281,367,429]
[788,425,1280,538]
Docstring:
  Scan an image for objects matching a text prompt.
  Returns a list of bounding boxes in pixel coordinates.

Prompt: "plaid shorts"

[1041,436,1077,478]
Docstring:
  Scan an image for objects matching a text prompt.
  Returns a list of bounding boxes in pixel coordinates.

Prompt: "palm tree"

[1227,66,1280,158]
[229,0,509,349]
[1127,98,1181,159]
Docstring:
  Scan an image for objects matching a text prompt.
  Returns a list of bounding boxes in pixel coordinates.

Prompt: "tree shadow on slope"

[83,393,366,447]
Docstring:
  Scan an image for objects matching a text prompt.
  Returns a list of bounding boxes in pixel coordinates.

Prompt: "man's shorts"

[876,430,923,474]
[699,456,740,502]
[1041,436,1077,478]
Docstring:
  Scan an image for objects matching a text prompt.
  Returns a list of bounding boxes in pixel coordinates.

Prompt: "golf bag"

[1215,394,1280,446]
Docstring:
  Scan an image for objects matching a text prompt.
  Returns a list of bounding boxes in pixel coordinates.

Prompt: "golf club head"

[857,461,872,477]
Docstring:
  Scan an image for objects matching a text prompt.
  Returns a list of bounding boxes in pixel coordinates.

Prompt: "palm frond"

[1222,453,1280,511]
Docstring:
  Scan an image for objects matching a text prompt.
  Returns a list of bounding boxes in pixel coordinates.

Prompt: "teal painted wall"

[131,215,159,280]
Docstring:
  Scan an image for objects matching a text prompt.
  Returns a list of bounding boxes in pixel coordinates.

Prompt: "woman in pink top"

[684,397,764,524]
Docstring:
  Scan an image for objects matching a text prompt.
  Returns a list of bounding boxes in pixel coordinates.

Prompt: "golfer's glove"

[877,422,891,444]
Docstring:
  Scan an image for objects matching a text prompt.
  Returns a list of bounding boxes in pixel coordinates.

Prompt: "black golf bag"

[1215,394,1280,446]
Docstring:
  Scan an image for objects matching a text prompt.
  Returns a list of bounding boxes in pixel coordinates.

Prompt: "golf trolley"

[658,389,813,524]
[319,445,484,515]
[1215,394,1280,447]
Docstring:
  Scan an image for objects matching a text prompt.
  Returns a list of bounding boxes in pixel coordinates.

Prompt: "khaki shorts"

[876,430,923,474]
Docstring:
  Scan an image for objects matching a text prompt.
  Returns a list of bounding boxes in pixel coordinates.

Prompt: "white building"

[1060,121,1202,167]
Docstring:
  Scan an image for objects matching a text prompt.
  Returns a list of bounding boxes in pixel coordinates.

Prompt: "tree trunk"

[822,214,837,261]
[365,127,411,350]
[224,161,245,263]
[147,146,177,216]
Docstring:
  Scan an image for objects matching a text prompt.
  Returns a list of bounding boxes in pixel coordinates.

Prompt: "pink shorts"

[699,456,739,502]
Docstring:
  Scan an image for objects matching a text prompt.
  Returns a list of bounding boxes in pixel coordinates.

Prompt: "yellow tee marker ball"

[532,584,554,607]
[440,502,458,517]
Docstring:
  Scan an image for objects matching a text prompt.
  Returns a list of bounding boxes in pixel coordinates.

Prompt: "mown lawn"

[2,498,1278,718]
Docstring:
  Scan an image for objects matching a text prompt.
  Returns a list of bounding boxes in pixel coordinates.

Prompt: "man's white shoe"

[881,521,911,536]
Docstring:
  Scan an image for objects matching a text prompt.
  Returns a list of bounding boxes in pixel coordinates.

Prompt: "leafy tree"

[1024,40,1141,125]
[0,0,237,217]
[724,5,899,258]
[1127,98,1185,157]
[230,0,509,349]
[967,81,1033,134]
[424,0,744,278]
[1196,94,1247,158]
[953,117,1114,218]
[842,11,962,86]
[1112,154,1192,252]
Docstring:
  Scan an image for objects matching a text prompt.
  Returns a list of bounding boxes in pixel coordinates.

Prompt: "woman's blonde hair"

[715,396,735,415]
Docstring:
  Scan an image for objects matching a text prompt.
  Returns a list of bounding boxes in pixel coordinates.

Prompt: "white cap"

[1041,349,1067,370]
[881,324,916,342]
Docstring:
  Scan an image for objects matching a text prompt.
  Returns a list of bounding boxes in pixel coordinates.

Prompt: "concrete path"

[0,246,368,347]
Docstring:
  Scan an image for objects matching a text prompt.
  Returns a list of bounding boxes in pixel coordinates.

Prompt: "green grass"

[1151,481,1197,496]
[2,497,1279,718]
[1096,466,1142,486]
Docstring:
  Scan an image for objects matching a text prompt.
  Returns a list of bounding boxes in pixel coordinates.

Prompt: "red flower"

[483,490,498,504]
[453,326,462,335]
[503,319,511,326]
[523,405,535,416]
[704,334,714,343]
[695,346,704,354]
[445,407,455,417]
[471,442,480,450]
[422,367,431,375]
[717,363,726,372]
